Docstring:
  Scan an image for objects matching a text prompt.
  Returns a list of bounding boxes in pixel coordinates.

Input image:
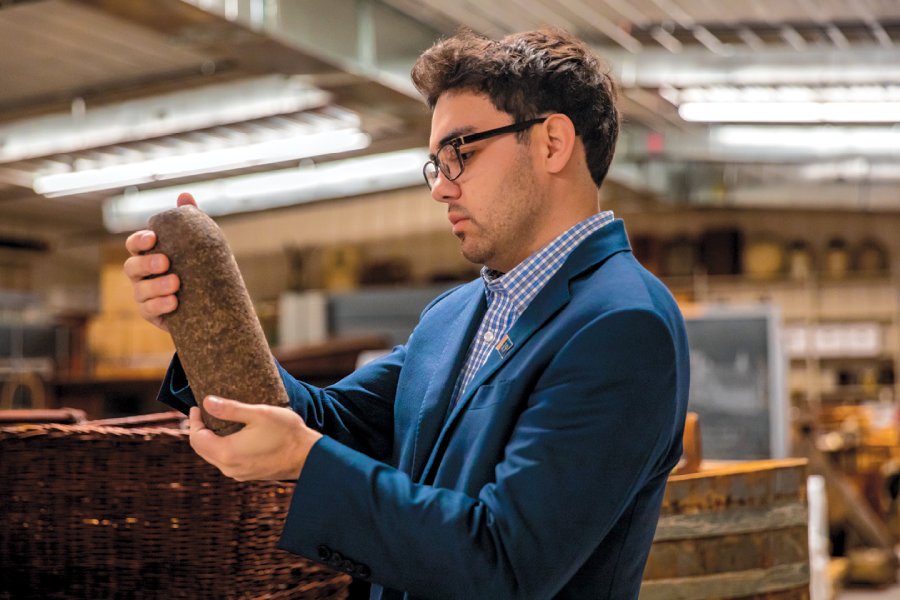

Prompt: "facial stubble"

[457,146,545,270]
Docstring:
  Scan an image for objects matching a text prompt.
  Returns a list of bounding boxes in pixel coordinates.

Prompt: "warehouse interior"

[1,0,900,598]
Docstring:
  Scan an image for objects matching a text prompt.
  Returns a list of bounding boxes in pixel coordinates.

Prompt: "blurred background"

[1,0,899,598]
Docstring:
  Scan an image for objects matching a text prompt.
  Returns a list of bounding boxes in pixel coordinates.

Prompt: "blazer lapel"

[418,219,633,484]
[417,280,571,483]
[410,284,486,481]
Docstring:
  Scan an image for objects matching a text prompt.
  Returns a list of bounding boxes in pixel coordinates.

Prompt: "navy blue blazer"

[159,219,690,599]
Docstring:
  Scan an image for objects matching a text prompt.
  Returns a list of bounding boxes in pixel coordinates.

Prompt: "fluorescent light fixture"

[712,125,900,155]
[799,160,900,182]
[679,101,900,123]
[669,85,900,123]
[0,75,332,163]
[665,85,900,104]
[102,148,427,233]
[33,129,370,197]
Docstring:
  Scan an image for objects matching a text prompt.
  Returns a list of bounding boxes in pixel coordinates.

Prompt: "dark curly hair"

[411,27,620,188]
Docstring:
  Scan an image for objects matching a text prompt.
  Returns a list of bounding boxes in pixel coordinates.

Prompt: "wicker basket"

[0,420,350,599]
[0,408,87,425]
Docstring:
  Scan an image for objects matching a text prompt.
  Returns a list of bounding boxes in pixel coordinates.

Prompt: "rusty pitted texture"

[149,205,289,436]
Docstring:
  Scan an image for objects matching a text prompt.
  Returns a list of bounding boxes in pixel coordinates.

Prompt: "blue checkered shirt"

[448,211,615,410]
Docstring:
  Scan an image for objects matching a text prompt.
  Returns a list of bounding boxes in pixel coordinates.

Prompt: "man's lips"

[448,213,469,234]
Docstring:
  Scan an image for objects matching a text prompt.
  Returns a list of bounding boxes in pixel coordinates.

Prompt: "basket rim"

[0,422,190,439]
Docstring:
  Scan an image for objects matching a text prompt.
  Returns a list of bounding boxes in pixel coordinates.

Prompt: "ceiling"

[0,0,899,247]
[0,0,431,241]
[387,0,900,48]
[378,0,900,209]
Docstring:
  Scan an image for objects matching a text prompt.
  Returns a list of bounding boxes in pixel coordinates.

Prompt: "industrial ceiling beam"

[177,0,442,99]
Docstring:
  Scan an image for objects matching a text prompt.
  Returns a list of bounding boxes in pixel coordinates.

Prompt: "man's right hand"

[123,192,197,332]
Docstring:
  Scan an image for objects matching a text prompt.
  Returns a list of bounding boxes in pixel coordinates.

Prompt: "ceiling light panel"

[679,101,900,123]
[665,84,900,123]
[30,106,369,197]
[670,84,900,104]
[0,75,331,164]
[712,125,900,156]
[101,148,428,233]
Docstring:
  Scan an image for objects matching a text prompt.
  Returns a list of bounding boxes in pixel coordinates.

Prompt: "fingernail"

[152,256,164,270]
[206,396,223,409]
[142,232,154,243]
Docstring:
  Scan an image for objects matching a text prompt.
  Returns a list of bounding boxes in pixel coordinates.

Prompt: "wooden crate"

[641,459,810,600]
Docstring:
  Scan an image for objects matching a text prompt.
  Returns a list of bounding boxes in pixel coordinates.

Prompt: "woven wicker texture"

[0,422,350,599]
[0,408,86,425]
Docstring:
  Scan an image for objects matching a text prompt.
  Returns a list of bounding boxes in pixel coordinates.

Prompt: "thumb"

[177,192,198,208]
[204,396,259,424]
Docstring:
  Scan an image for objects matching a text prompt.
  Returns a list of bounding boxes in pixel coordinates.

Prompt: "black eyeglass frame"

[423,117,548,189]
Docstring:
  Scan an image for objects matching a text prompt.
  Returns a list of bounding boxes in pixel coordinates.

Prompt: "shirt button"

[483,331,495,343]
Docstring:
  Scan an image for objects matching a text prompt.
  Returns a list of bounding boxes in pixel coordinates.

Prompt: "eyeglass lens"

[424,145,463,189]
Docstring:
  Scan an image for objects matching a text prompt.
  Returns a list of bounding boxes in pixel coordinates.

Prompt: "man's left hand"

[189,396,323,482]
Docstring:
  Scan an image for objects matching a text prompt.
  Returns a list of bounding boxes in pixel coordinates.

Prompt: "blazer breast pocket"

[466,380,514,411]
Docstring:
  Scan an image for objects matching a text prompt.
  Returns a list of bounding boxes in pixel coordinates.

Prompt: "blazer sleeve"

[277,345,404,460]
[277,307,682,599]
[156,285,461,459]
[156,347,404,460]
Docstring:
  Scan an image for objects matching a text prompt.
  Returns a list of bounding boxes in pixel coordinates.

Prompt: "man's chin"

[459,242,489,266]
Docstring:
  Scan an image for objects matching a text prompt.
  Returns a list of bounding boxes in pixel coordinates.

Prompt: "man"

[125,28,689,599]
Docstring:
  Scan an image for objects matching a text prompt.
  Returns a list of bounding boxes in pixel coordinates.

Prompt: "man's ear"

[540,114,577,175]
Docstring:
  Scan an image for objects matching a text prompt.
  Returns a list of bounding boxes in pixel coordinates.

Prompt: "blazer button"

[354,564,371,579]
[340,559,355,573]
[317,545,332,561]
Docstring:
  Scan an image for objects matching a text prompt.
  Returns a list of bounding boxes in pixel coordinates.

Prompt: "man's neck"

[488,206,602,273]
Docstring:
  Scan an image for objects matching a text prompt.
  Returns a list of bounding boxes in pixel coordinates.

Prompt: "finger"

[177,192,197,208]
[190,426,226,465]
[125,230,157,255]
[132,273,180,303]
[188,407,225,464]
[203,396,261,426]
[137,295,178,322]
[123,253,169,281]
[189,407,204,434]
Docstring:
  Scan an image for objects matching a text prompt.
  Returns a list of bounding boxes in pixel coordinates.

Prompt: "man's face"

[428,91,547,272]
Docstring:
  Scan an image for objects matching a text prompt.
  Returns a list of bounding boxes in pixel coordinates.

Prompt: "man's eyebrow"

[432,126,477,153]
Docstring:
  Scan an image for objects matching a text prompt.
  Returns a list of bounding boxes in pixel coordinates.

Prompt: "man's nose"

[429,171,460,203]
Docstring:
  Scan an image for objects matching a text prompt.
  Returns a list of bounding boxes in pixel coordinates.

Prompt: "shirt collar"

[479,211,615,302]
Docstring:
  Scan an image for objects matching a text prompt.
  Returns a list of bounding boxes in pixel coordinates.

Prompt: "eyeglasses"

[423,117,547,189]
